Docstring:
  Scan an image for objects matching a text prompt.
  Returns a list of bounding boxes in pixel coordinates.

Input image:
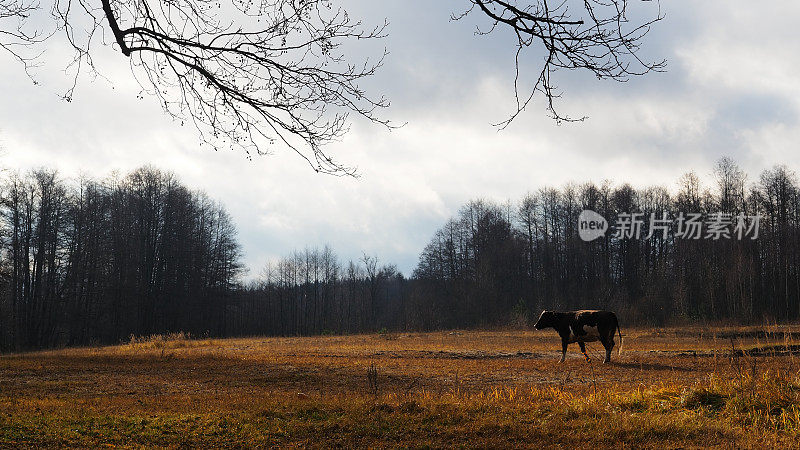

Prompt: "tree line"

[411,158,799,327]
[0,167,242,351]
[237,158,800,334]
[233,251,406,336]
[4,158,800,351]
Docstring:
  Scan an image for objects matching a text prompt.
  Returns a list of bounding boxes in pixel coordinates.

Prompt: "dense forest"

[3,158,800,351]
[409,159,788,328]
[0,167,242,351]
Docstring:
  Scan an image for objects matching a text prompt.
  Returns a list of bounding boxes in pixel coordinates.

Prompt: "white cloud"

[2,1,800,278]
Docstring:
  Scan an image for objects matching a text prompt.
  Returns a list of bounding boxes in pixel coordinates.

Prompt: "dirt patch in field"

[647,349,718,357]
[734,344,800,357]
[717,330,797,340]
[374,350,543,360]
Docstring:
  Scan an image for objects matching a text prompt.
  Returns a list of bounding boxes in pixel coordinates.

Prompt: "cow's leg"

[601,338,613,363]
[559,340,568,363]
[578,342,590,361]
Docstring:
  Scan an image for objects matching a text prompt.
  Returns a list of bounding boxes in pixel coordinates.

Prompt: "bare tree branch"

[1,0,665,170]
[455,0,665,125]
[3,0,393,176]
[0,0,47,79]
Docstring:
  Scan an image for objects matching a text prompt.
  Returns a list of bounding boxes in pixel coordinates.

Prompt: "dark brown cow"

[533,310,623,363]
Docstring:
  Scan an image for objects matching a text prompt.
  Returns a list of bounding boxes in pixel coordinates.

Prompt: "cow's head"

[533,310,555,330]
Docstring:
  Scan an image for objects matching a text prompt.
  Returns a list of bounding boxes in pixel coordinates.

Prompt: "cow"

[533,309,623,364]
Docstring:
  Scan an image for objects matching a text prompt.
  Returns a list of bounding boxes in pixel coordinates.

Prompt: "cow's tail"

[615,315,624,356]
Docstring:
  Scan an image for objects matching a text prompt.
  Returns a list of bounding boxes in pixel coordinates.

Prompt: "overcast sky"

[2,1,799,279]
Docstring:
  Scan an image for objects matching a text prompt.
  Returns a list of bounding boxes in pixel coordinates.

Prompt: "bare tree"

[3,0,391,175]
[714,157,747,213]
[454,0,665,124]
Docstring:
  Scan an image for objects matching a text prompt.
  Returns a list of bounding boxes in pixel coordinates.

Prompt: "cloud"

[2,0,800,278]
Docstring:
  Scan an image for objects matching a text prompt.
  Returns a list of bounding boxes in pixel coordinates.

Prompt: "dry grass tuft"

[124,332,218,351]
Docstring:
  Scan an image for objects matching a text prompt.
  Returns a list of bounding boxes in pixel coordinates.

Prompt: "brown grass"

[2,325,800,448]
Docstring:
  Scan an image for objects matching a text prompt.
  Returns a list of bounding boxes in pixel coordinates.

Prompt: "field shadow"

[0,351,447,397]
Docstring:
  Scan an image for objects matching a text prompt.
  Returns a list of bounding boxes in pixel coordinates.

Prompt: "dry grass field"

[3,326,800,448]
